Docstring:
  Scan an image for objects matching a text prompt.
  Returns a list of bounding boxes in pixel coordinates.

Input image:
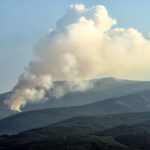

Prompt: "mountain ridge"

[1,77,150,119]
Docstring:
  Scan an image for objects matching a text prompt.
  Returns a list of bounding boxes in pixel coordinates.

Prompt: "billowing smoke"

[5,4,150,112]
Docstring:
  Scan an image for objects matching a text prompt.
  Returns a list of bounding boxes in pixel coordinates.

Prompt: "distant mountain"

[22,78,150,110]
[1,77,150,119]
[1,92,150,133]
[1,95,150,150]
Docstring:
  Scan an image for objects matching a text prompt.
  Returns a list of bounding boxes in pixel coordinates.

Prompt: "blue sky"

[0,0,150,93]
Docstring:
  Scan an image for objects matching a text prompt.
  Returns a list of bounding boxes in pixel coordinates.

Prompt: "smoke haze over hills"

[4,4,150,112]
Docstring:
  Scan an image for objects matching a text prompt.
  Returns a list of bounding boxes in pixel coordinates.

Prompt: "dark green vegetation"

[1,90,150,133]
[1,112,150,150]
[0,112,146,150]
[1,112,150,149]
[1,77,150,119]
[0,135,136,150]
[1,78,150,149]
[116,134,150,150]
[95,120,150,150]
[97,120,150,137]
[1,112,150,136]
[1,109,150,149]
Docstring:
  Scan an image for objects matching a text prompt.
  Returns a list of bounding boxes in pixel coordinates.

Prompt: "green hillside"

[0,112,147,150]
[1,90,150,133]
[1,111,150,149]
[96,120,150,150]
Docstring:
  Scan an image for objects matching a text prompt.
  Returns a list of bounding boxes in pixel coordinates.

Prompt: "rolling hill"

[0,96,150,133]
[97,120,150,137]
[96,119,150,150]
[1,111,150,149]
[1,77,150,119]
[1,112,150,149]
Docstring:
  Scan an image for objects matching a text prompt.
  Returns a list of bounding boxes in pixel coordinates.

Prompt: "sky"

[0,0,150,94]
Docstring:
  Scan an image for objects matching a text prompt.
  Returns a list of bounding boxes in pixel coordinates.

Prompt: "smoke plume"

[5,4,150,111]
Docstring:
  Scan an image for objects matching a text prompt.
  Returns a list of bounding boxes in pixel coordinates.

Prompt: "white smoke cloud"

[4,4,150,112]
